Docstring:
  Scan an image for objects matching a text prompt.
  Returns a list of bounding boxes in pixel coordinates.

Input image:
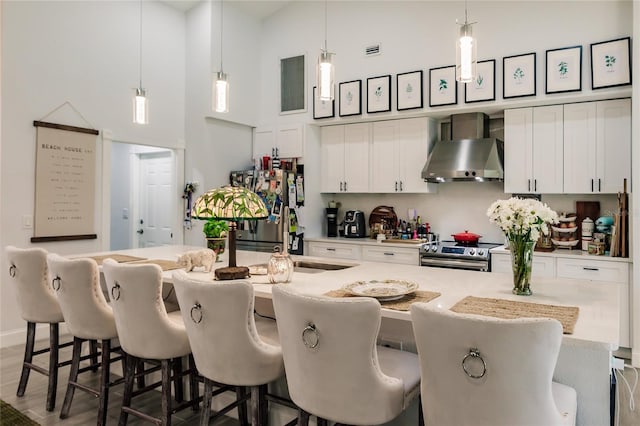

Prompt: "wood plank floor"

[0,338,239,425]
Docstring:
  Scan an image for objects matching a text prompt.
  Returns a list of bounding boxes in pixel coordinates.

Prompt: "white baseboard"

[0,323,70,349]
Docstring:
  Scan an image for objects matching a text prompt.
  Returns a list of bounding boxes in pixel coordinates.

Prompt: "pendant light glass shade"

[456,22,477,83]
[213,71,229,113]
[317,50,335,101]
[133,88,148,124]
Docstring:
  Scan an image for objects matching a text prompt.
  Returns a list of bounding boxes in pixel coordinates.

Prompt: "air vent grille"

[365,44,381,56]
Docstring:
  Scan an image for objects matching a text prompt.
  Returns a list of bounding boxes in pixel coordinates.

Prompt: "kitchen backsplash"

[323,184,619,245]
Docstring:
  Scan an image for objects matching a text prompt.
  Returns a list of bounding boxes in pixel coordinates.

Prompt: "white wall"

[109,142,133,250]
[0,0,186,344]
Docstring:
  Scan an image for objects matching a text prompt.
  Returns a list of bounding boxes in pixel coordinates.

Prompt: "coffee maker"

[344,210,366,238]
[325,207,338,237]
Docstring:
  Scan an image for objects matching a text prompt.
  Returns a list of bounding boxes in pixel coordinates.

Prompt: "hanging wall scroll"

[31,121,99,242]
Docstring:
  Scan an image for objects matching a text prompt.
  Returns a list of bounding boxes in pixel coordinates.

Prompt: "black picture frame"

[590,37,632,90]
[313,86,335,119]
[396,70,423,111]
[503,52,537,99]
[338,80,362,117]
[464,59,496,103]
[429,65,457,107]
[366,75,392,113]
[545,45,582,94]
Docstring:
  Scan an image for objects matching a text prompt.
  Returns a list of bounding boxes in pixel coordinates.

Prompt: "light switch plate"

[22,215,33,229]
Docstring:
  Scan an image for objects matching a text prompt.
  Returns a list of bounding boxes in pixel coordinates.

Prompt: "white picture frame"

[590,37,631,90]
[367,75,391,113]
[313,86,334,119]
[339,80,362,117]
[429,65,457,107]
[396,70,423,111]
[503,52,536,99]
[546,45,582,94]
[464,59,496,103]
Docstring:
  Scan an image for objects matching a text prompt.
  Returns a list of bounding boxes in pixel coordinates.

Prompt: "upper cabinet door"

[320,125,345,193]
[564,102,597,194]
[397,118,436,193]
[343,123,370,193]
[253,126,276,159]
[532,105,563,194]
[370,121,398,193]
[504,108,534,193]
[596,98,631,194]
[277,124,304,158]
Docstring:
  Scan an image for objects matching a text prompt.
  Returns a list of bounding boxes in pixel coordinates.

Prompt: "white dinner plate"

[342,279,419,301]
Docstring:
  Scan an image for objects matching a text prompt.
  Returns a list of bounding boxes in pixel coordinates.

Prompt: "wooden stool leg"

[236,386,248,426]
[119,354,136,426]
[297,409,310,426]
[60,337,83,419]
[418,397,424,426]
[89,340,99,372]
[200,379,213,426]
[188,354,199,411]
[172,357,183,403]
[161,359,173,426]
[17,322,36,397]
[46,323,60,412]
[258,384,268,425]
[250,385,268,426]
[136,359,145,389]
[317,418,328,426]
[97,339,111,426]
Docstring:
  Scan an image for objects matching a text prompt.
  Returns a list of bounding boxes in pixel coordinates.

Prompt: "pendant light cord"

[464,0,468,24]
[220,0,224,72]
[323,0,327,51]
[138,0,143,89]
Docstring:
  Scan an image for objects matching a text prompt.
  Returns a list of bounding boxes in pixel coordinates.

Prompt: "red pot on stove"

[451,230,482,244]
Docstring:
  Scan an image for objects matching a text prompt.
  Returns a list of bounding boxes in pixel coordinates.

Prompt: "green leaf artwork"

[476,74,484,86]
[605,55,616,68]
[558,61,568,76]
[439,79,448,91]
[513,67,525,81]
[346,91,353,104]
[405,83,413,94]
[375,86,383,98]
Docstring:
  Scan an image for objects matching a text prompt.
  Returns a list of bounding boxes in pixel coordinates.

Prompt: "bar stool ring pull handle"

[111,282,121,301]
[302,323,319,349]
[190,302,203,324]
[9,264,16,277]
[52,276,61,291]
[462,347,486,379]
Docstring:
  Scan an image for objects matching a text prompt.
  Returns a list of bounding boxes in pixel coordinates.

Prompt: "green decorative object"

[509,238,536,296]
[605,55,616,68]
[476,74,484,86]
[558,61,568,76]
[513,67,525,80]
[439,79,448,91]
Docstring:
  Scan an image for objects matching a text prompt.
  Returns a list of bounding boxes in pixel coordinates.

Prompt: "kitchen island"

[90,245,620,426]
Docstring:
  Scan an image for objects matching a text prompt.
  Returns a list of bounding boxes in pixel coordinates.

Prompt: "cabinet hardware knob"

[400,181,403,191]
[583,267,599,271]
[395,181,398,191]
[326,248,336,251]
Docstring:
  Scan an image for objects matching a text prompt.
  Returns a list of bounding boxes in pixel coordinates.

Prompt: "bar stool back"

[410,303,577,426]
[5,245,72,412]
[272,285,422,426]
[46,253,120,425]
[102,258,198,426]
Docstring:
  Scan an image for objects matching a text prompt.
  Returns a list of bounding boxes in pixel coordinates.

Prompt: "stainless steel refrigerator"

[230,169,304,254]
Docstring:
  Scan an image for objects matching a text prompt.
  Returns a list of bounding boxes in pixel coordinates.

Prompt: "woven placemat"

[450,296,579,334]
[324,289,441,311]
[127,259,182,271]
[81,254,146,265]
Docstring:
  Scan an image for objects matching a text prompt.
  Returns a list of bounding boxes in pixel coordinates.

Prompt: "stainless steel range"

[419,241,501,271]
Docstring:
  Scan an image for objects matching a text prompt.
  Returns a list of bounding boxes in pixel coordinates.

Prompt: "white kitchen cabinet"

[370,118,437,193]
[564,99,631,194]
[361,245,419,265]
[490,251,556,278]
[320,123,370,193]
[504,106,564,194]
[253,124,304,159]
[307,241,361,260]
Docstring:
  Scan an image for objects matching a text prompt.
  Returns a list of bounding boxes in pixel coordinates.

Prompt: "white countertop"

[92,245,621,351]
[490,245,632,263]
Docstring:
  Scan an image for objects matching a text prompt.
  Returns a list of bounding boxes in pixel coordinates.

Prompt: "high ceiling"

[162,0,291,19]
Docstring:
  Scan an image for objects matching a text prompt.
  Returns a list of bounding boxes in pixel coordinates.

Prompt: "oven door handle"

[420,257,488,271]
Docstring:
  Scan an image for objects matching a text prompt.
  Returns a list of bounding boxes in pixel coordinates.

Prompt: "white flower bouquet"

[487,197,558,295]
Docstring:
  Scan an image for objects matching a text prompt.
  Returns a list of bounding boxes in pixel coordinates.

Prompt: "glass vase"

[509,239,536,296]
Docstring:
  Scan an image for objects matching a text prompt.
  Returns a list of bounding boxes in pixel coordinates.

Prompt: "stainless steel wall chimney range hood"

[421,112,504,183]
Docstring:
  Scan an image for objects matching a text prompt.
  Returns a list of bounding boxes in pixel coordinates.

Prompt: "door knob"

[137,229,144,234]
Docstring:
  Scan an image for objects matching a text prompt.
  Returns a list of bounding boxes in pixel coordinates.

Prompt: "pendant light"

[455,0,477,83]
[133,0,148,124]
[317,0,334,101]
[213,0,229,113]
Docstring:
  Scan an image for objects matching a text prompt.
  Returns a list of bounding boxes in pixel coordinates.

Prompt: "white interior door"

[137,151,174,247]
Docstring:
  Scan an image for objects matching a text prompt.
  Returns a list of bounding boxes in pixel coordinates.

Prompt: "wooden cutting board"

[576,201,600,241]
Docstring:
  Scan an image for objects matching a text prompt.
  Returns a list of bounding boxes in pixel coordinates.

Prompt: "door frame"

[101,129,185,251]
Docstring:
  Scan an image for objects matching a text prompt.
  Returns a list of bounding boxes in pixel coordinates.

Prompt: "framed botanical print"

[367,75,391,113]
[396,70,423,111]
[339,80,362,117]
[465,59,496,103]
[590,37,631,89]
[429,65,457,107]
[313,86,335,119]
[546,45,582,94]
[503,52,536,99]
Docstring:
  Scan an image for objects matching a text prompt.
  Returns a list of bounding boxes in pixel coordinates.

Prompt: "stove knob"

[469,248,476,255]
[478,249,485,256]
[431,245,438,252]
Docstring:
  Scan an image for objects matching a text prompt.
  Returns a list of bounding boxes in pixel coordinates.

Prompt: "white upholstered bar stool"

[410,303,577,426]
[5,245,73,412]
[46,253,121,425]
[272,285,422,426]
[172,270,288,426]
[102,259,199,426]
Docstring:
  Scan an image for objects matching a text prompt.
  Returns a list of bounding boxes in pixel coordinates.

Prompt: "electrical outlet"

[611,356,625,371]
[22,215,33,229]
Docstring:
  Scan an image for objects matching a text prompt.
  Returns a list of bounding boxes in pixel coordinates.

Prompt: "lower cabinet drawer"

[556,258,629,283]
[361,246,419,265]
[307,242,361,260]
[491,252,556,278]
